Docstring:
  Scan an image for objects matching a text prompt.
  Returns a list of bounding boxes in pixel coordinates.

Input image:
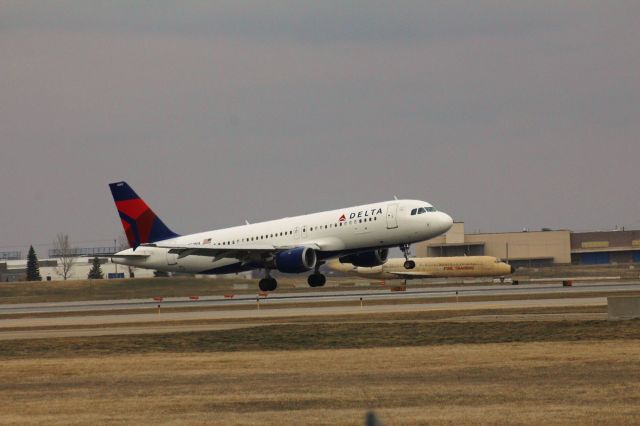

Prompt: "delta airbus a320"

[109,181,453,291]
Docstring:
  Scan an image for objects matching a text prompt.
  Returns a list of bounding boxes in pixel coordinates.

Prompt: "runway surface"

[0,297,607,340]
[1,280,634,340]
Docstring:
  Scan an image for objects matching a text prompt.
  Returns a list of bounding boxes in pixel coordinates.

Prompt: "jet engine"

[275,247,317,273]
[339,248,389,267]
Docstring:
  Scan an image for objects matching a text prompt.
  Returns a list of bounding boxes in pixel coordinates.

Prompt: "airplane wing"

[142,242,321,262]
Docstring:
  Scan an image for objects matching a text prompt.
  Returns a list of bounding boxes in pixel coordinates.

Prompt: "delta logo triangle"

[339,214,346,222]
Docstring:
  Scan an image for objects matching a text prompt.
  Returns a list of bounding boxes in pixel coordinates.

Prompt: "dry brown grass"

[0,341,639,425]
[0,276,373,304]
[2,318,640,359]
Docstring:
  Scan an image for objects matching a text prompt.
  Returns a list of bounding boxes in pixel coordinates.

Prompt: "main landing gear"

[307,273,326,287]
[307,263,326,287]
[259,270,277,291]
[400,243,415,269]
[307,261,327,287]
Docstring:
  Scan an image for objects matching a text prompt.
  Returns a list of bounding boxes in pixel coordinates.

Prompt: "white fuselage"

[113,199,453,275]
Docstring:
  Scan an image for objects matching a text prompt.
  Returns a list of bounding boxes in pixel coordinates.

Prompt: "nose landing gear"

[400,243,415,269]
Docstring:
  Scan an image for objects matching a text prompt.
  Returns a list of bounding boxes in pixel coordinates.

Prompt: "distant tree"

[26,245,42,281]
[154,270,170,277]
[53,233,75,280]
[88,256,104,279]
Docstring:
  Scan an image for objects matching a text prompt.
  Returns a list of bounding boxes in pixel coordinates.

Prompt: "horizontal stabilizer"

[109,253,151,259]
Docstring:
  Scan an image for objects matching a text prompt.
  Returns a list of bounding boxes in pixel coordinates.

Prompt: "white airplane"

[327,256,514,280]
[109,182,453,291]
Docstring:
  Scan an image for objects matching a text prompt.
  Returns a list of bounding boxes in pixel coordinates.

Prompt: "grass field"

[0,276,403,304]
[3,277,640,424]
[1,310,639,424]
[0,277,260,304]
[1,317,639,359]
[1,339,639,425]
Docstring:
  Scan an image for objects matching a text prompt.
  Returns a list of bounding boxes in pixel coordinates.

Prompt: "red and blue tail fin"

[109,181,179,248]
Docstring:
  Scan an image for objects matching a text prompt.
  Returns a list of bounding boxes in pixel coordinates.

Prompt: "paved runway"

[0,297,607,340]
[0,296,608,340]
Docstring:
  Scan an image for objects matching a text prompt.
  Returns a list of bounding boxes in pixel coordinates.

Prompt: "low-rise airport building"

[415,222,640,268]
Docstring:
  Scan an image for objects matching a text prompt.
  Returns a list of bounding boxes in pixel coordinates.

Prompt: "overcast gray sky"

[1,1,639,254]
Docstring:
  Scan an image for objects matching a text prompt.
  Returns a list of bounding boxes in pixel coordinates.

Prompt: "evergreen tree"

[88,257,104,279]
[26,245,42,281]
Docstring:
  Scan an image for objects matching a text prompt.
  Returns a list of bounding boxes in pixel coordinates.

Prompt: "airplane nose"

[440,212,453,232]
[431,211,453,234]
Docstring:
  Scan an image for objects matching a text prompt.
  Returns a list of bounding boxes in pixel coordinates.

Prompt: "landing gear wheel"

[399,243,415,269]
[307,273,326,288]
[403,260,416,270]
[259,277,277,291]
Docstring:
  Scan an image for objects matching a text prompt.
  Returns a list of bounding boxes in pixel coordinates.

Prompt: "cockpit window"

[412,206,437,215]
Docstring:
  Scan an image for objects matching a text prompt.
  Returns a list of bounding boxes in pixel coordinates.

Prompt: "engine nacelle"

[275,247,317,273]
[339,248,389,267]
